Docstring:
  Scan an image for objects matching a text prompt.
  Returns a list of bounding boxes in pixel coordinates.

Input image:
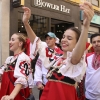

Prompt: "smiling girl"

[22,1,94,100]
[0,33,34,100]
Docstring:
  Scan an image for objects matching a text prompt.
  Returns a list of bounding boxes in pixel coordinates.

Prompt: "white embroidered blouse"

[30,37,86,82]
[0,52,34,88]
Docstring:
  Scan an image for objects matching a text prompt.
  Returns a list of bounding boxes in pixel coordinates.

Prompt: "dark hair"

[67,27,81,42]
[90,33,100,43]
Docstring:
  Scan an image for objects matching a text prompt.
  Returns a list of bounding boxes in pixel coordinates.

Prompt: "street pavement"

[33,86,39,100]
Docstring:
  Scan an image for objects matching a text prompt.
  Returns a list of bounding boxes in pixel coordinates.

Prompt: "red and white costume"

[33,41,63,87]
[33,42,48,86]
[34,57,48,86]
[85,53,100,100]
[0,52,34,100]
[30,37,86,100]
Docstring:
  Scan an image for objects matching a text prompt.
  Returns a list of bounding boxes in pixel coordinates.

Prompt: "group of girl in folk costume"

[0,33,34,100]
[0,1,94,100]
[22,1,94,100]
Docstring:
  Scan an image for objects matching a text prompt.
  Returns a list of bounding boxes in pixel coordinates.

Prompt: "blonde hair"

[14,33,27,51]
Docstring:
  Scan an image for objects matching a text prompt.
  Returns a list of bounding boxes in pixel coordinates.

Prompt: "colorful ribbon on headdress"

[24,38,30,56]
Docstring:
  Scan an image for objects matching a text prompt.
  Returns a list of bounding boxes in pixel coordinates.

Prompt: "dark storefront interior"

[18,12,74,41]
[51,19,74,40]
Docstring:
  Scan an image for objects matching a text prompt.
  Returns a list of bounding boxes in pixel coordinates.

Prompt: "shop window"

[18,12,49,40]
[51,18,74,40]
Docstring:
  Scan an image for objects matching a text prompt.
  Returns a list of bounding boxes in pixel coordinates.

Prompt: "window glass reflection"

[18,12,49,40]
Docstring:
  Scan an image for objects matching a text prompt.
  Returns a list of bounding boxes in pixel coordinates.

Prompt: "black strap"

[7,72,28,99]
[7,56,30,99]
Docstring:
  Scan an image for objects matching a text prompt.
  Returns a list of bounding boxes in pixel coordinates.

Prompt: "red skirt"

[0,71,30,100]
[40,80,78,100]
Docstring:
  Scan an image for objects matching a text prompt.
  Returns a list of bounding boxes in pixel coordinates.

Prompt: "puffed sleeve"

[30,37,55,70]
[30,36,47,60]
[14,53,34,88]
[0,56,12,75]
[30,37,39,59]
[59,51,87,82]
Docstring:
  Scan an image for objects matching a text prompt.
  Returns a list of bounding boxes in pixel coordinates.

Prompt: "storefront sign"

[80,11,100,25]
[32,0,70,14]
[12,0,24,8]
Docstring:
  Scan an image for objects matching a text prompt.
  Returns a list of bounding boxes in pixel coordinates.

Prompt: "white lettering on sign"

[34,0,70,13]
[60,5,70,13]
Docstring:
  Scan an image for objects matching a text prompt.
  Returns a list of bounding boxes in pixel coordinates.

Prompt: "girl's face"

[9,34,23,52]
[61,29,77,52]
